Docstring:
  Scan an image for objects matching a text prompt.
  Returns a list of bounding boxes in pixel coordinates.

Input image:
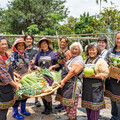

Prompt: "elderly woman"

[10,39,31,119]
[82,43,109,120]
[24,33,40,107]
[55,42,84,120]
[97,37,108,59]
[33,37,57,115]
[105,32,120,120]
[0,37,19,120]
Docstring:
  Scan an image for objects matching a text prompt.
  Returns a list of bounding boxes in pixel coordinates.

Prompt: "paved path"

[7,96,111,120]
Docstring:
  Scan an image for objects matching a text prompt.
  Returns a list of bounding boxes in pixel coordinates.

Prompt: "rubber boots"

[20,102,31,116]
[45,102,52,115]
[41,98,48,114]
[12,107,24,120]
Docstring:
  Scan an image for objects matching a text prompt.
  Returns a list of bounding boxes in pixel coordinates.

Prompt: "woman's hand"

[49,66,53,71]
[28,67,32,73]
[14,78,20,83]
[14,73,22,79]
[60,80,65,88]
[30,60,34,66]
[35,66,40,71]
[82,73,95,78]
[15,84,21,90]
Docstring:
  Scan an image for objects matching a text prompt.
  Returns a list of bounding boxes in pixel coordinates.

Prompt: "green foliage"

[27,24,39,35]
[0,0,68,34]
[98,2,120,32]
[58,16,78,35]
[74,12,101,34]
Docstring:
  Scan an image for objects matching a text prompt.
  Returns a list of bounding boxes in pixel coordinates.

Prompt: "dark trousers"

[13,99,27,108]
[0,109,8,120]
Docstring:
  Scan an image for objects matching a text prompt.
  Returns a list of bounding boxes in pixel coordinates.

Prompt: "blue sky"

[0,0,120,18]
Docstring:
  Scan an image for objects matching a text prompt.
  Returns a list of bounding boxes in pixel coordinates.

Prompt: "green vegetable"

[16,85,36,98]
[20,79,29,86]
[23,78,34,85]
[26,76,37,83]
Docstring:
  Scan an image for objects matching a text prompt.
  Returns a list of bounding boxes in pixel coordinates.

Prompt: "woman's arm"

[60,62,84,88]
[0,58,20,89]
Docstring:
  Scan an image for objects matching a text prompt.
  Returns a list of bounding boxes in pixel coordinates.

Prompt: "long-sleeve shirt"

[33,50,57,68]
[0,56,12,85]
[95,57,109,79]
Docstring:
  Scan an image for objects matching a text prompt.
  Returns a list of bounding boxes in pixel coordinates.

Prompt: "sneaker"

[55,104,63,109]
[58,107,66,112]
[35,101,41,107]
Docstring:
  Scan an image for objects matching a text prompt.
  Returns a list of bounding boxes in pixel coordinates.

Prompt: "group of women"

[0,32,120,120]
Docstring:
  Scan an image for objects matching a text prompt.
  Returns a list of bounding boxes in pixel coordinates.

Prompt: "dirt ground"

[7,95,111,120]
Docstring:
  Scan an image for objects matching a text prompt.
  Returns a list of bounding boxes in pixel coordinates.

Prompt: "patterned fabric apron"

[55,58,79,107]
[0,57,16,109]
[82,57,105,110]
[38,51,53,85]
[105,53,120,103]
[14,58,29,76]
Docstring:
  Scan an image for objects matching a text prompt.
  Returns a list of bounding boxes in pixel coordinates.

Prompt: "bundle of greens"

[108,56,120,68]
[16,85,36,98]
[38,68,62,82]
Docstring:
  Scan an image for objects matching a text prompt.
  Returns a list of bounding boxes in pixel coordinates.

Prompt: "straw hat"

[36,37,53,50]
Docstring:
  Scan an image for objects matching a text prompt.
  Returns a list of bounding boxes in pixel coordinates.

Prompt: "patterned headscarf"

[12,39,27,57]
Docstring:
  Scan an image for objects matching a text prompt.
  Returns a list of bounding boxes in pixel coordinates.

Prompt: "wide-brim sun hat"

[36,37,53,50]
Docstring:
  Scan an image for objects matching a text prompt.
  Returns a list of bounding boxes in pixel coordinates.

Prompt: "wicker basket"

[109,63,120,83]
[20,70,60,98]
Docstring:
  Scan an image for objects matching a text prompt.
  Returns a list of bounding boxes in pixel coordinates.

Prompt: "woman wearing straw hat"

[33,37,57,115]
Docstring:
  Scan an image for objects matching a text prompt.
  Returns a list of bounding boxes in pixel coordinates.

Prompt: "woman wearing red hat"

[10,39,31,120]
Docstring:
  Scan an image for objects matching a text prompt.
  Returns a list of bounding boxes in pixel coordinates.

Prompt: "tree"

[58,16,78,35]
[74,12,101,34]
[0,0,68,34]
[27,24,39,35]
[96,0,107,13]
[98,2,120,32]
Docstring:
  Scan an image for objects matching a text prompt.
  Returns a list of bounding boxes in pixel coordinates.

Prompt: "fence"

[0,32,117,50]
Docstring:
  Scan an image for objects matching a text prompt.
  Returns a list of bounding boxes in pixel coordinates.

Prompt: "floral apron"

[82,57,105,110]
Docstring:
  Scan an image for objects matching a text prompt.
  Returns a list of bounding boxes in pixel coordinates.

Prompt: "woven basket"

[109,63,120,82]
[20,70,60,98]
[23,85,60,97]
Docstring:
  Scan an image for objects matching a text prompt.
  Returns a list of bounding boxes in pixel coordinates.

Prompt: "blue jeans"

[111,100,120,120]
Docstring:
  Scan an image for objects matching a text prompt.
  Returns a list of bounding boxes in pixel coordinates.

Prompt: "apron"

[14,58,29,76]
[82,57,105,110]
[0,57,15,109]
[38,51,53,85]
[55,58,81,107]
[105,53,120,103]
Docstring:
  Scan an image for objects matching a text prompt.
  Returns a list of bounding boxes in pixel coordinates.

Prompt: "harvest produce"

[109,56,120,68]
[84,67,94,77]
[16,69,61,98]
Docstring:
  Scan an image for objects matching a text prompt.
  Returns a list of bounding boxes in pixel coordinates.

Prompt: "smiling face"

[71,45,80,58]
[60,39,68,49]
[40,40,49,52]
[24,35,33,47]
[115,33,120,48]
[88,46,98,58]
[16,42,25,52]
[98,41,107,51]
[0,39,8,55]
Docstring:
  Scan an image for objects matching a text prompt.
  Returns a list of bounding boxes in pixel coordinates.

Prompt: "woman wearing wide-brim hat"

[33,37,57,115]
